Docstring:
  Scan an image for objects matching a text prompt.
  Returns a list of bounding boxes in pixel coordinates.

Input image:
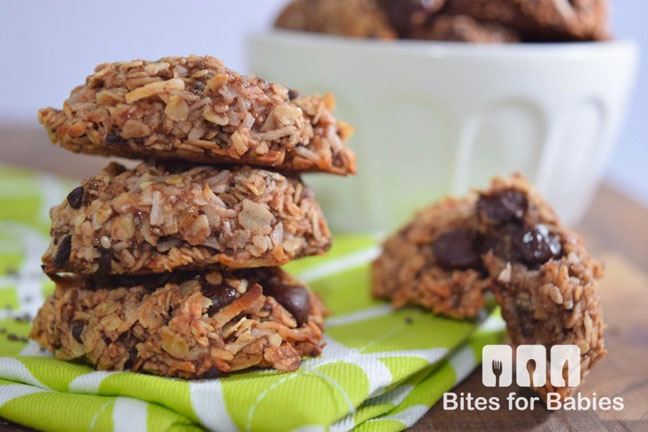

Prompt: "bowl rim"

[249,30,639,58]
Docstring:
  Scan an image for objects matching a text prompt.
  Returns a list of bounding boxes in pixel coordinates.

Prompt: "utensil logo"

[482,345,580,388]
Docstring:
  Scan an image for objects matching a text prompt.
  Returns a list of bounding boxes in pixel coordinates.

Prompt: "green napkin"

[0,165,505,431]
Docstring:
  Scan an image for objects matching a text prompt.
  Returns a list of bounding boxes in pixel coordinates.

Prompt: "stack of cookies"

[30,55,356,377]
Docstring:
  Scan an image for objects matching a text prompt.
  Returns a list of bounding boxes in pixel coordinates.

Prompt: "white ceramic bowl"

[248,31,638,231]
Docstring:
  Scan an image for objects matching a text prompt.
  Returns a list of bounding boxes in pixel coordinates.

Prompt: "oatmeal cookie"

[372,196,492,319]
[373,174,605,399]
[408,14,520,43]
[479,175,606,400]
[42,161,331,275]
[445,0,609,41]
[275,0,397,39]
[375,0,447,35]
[38,55,356,175]
[30,268,324,377]
[275,0,446,39]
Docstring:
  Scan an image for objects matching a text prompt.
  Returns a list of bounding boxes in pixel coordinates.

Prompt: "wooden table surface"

[1,127,647,431]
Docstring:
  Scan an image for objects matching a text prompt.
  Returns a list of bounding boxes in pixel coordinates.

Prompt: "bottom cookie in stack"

[30,267,324,378]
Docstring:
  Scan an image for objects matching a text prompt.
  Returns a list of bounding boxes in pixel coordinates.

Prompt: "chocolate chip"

[264,284,310,326]
[432,228,483,270]
[70,320,85,343]
[202,283,238,315]
[512,224,562,267]
[288,89,299,100]
[477,189,528,224]
[124,347,138,370]
[66,186,84,209]
[54,235,72,268]
[106,133,123,145]
[96,254,113,275]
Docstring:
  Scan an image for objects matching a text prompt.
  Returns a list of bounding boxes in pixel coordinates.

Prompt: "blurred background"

[0,0,645,207]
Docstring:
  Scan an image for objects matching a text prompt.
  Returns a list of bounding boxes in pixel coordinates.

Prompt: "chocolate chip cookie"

[275,0,609,42]
[30,267,324,377]
[479,175,606,400]
[275,0,397,39]
[376,0,447,35]
[408,14,520,43]
[38,55,356,175]
[275,0,447,39]
[445,0,609,41]
[372,196,491,319]
[372,174,605,399]
[42,161,331,275]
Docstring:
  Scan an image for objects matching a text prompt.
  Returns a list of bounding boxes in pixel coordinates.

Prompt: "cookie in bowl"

[275,0,608,42]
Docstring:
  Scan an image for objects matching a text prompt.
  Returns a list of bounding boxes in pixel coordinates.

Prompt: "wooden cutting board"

[413,186,648,431]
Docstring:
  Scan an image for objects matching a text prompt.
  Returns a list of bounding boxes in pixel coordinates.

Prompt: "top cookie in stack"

[30,56,356,377]
[38,55,356,175]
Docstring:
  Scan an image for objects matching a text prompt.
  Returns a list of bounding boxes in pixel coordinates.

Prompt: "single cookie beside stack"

[30,55,356,377]
[372,174,606,400]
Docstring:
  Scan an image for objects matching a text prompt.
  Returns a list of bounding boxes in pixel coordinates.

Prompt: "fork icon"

[492,360,503,387]
[482,345,512,387]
